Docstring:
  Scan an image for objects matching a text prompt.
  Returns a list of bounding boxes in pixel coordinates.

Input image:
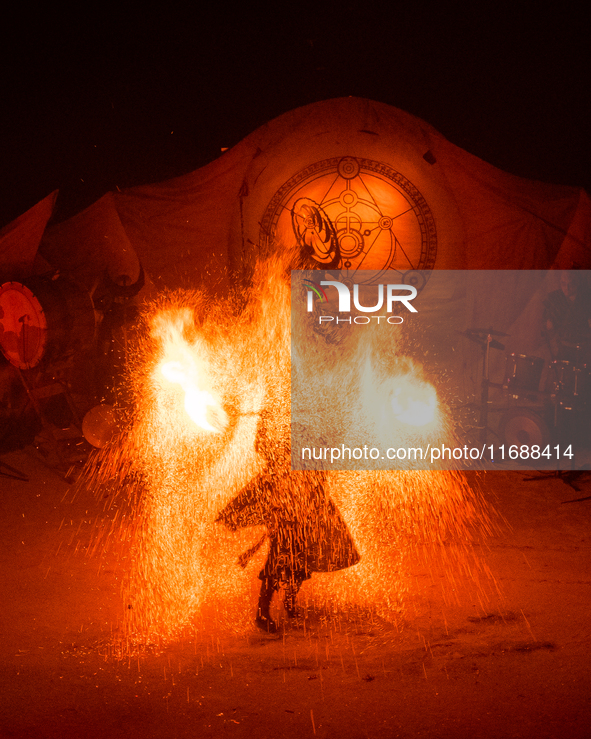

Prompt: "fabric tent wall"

[426,134,590,270]
[0,191,57,278]
[37,97,591,294]
[107,148,255,295]
[39,192,141,292]
[6,97,590,446]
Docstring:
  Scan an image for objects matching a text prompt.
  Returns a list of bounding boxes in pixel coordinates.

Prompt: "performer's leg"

[284,571,306,618]
[256,576,278,632]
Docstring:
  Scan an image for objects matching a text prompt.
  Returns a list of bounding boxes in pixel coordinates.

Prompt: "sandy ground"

[1,450,590,739]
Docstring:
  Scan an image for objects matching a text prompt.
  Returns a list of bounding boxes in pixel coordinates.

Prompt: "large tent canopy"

[2,97,590,446]
[19,96,589,295]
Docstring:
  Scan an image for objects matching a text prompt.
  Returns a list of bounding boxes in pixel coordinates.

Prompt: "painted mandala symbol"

[260,156,437,284]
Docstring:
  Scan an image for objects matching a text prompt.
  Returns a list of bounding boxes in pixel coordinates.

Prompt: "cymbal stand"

[456,328,505,449]
[478,332,493,446]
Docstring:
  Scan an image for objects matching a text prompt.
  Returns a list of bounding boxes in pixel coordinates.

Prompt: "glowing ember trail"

[159,361,220,431]
[154,309,228,432]
[82,256,500,648]
[390,377,438,427]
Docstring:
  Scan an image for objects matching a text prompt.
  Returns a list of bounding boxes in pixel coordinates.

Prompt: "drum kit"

[459,328,590,453]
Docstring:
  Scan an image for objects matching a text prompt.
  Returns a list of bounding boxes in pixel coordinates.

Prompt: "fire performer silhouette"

[215,409,360,633]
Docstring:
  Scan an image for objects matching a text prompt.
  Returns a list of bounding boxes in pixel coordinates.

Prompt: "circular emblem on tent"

[260,156,437,283]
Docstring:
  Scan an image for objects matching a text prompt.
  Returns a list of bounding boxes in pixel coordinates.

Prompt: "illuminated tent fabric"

[100,149,254,294]
[0,191,57,276]
[426,138,591,270]
[39,191,142,292]
[36,97,591,294]
[3,97,587,447]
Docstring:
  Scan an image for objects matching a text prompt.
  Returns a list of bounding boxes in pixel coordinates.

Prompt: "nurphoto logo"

[304,279,418,325]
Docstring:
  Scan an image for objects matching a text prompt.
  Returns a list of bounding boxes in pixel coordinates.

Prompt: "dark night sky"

[1,4,589,229]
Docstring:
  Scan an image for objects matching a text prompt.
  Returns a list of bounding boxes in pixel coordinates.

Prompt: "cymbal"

[466,327,509,337]
[561,340,586,349]
[456,331,505,350]
[456,330,483,346]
